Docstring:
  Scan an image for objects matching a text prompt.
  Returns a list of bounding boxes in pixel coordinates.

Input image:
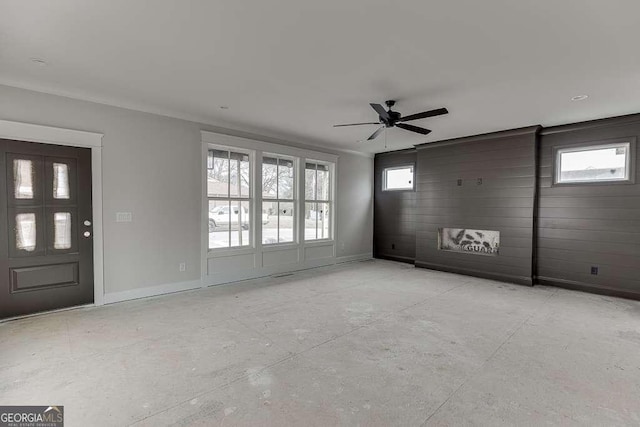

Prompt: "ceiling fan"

[334,100,448,141]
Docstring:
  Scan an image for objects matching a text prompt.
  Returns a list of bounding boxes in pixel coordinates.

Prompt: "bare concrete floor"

[2,260,640,426]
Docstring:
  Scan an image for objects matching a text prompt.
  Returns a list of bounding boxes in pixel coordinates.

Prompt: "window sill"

[208,246,255,258]
[261,242,299,252]
[303,239,335,248]
[551,178,634,187]
[382,188,415,192]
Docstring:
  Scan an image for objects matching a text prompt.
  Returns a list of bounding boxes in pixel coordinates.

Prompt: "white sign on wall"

[438,228,500,256]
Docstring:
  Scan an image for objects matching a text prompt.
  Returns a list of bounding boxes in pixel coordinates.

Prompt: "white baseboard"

[103,279,203,304]
[103,253,373,305]
[336,252,373,264]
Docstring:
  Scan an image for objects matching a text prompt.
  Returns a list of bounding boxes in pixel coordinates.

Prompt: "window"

[207,149,251,249]
[262,156,295,244]
[555,142,632,184]
[383,165,414,191]
[305,162,332,240]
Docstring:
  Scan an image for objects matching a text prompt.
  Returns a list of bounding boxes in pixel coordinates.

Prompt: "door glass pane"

[317,164,330,201]
[207,150,229,197]
[53,163,70,199]
[305,202,317,240]
[14,159,34,199]
[262,201,278,244]
[16,213,37,251]
[262,157,278,199]
[279,202,294,243]
[305,164,316,200]
[54,212,72,249]
[278,158,294,199]
[318,202,330,239]
[208,200,230,248]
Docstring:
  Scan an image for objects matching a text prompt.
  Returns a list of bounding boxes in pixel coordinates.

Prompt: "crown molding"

[0,81,373,159]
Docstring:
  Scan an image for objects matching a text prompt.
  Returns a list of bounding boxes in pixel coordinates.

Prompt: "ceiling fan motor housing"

[386,110,401,126]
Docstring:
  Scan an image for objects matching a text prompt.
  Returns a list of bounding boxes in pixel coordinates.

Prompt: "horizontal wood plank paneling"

[414,130,537,284]
[537,116,640,297]
[374,113,640,299]
[374,150,417,262]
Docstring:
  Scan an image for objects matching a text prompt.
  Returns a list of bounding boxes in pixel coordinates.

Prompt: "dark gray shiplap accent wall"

[374,149,417,263]
[413,127,540,285]
[537,115,640,298]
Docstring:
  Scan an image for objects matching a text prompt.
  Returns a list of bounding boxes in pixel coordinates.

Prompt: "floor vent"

[272,273,295,278]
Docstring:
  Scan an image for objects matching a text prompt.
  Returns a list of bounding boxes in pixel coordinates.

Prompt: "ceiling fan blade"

[396,123,432,135]
[367,126,386,141]
[398,107,449,122]
[370,103,390,122]
[333,122,380,127]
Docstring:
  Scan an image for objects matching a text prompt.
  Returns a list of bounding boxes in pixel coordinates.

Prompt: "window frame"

[382,164,415,191]
[261,153,298,246]
[206,144,254,252]
[304,160,333,242]
[552,138,636,186]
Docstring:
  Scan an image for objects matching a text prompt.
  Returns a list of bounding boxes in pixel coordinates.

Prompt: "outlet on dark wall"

[391,243,396,250]
[591,266,599,275]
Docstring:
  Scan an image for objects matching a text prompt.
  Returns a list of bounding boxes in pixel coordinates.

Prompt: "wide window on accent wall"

[207,148,251,249]
[262,156,295,244]
[305,162,332,240]
[555,141,634,184]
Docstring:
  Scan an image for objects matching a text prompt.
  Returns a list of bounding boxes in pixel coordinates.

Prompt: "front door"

[0,139,93,319]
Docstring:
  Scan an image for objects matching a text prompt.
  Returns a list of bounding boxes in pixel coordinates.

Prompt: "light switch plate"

[116,212,132,222]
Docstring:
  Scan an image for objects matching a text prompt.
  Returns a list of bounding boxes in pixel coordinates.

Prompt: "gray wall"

[537,115,640,298]
[413,128,538,285]
[0,84,373,297]
[374,149,417,262]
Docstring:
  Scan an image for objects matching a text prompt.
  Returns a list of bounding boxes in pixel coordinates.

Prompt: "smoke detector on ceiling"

[30,58,48,66]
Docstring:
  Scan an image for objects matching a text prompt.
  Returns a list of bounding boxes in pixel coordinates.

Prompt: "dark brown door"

[0,139,93,319]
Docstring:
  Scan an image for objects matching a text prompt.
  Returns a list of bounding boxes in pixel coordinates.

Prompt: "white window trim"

[261,153,298,246]
[304,159,334,242]
[206,144,255,252]
[554,140,634,185]
[382,164,415,191]
[201,131,338,282]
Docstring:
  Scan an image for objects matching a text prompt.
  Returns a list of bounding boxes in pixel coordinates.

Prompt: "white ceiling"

[1,0,639,153]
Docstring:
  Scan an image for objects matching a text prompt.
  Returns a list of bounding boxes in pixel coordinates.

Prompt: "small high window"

[555,142,632,184]
[383,166,414,191]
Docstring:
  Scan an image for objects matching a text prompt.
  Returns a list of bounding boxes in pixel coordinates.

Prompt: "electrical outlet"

[477,178,483,185]
[457,179,463,186]
[591,266,598,275]
[179,262,186,272]
[391,243,396,250]
[116,212,132,222]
